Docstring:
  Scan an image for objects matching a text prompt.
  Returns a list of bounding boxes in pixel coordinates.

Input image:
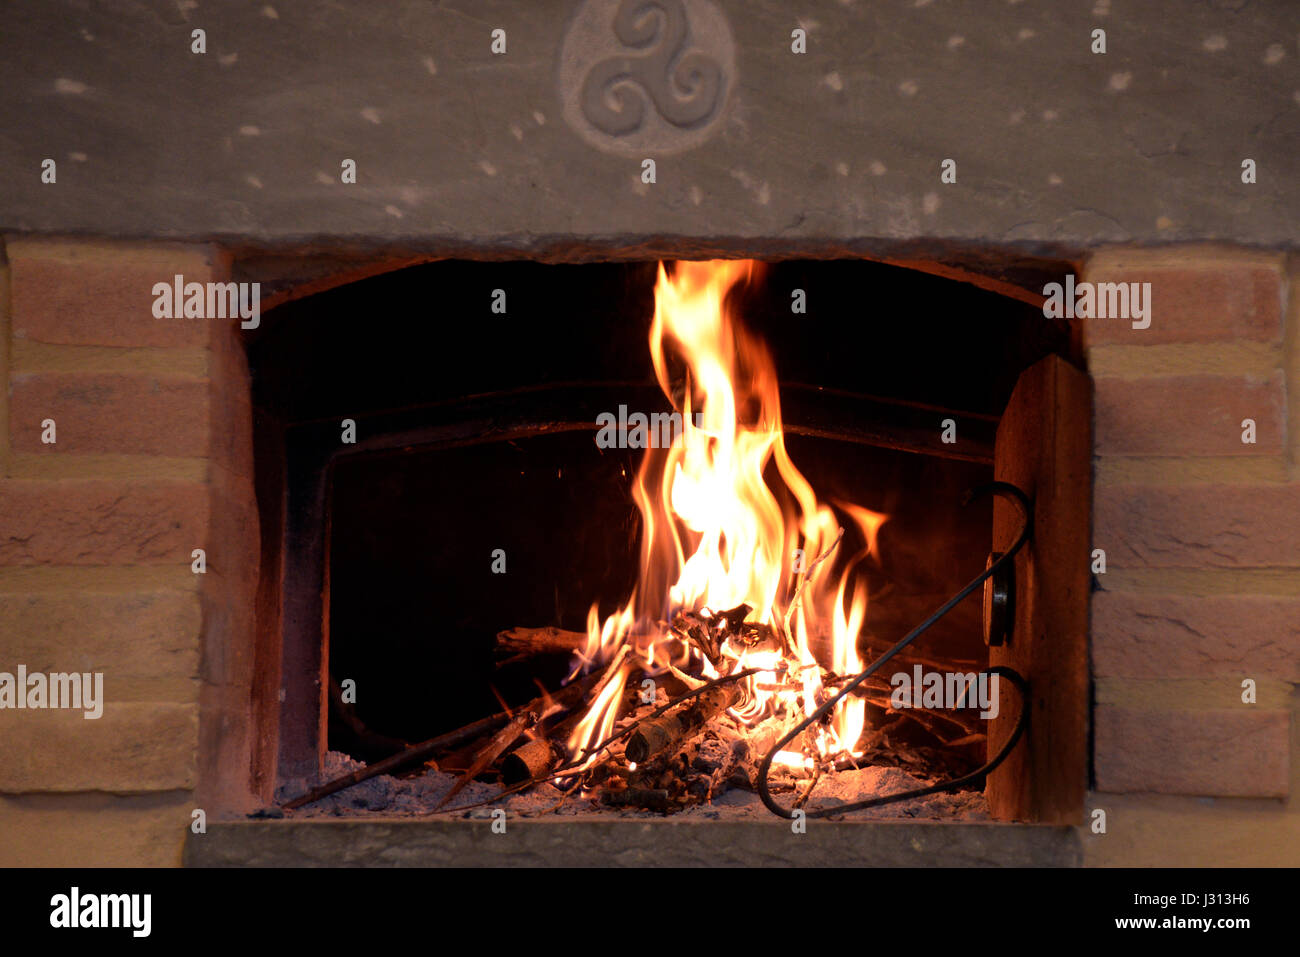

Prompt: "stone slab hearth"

[185,819,1083,868]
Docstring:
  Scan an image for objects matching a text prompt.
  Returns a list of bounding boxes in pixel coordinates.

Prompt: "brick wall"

[0,239,260,866]
[1083,246,1300,866]
[3,238,1295,866]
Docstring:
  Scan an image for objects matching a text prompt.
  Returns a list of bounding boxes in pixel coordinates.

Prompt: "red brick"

[0,480,208,565]
[1095,484,1300,568]
[8,241,226,348]
[1082,263,1283,345]
[1095,706,1289,797]
[1094,374,1285,456]
[1092,592,1300,680]
[10,373,210,455]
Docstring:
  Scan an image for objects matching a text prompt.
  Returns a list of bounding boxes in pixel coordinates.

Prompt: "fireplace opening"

[326,431,995,752]
[248,256,1086,824]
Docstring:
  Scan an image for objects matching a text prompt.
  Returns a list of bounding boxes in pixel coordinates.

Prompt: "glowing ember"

[566,260,887,775]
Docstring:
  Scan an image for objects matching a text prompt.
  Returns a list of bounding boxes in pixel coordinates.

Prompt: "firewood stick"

[551,667,761,778]
[852,687,982,741]
[494,626,588,667]
[498,623,965,694]
[781,527,844,654]
[625,682,743,765]
[280,672,600,810]
[436,709,536,810]
[793,762,823,809]
[501,738,559,784]
[501,658,641,783]
[498,692,603,785]
[859,637,981,672]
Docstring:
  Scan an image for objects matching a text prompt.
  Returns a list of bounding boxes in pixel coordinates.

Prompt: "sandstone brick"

[1097,676,1292,711]
[1093,592,1300,681]
[0,702,197,792]
[1094,705,1290,797]
[0,591,200,679]
[1097,590,1300,681]
[1094,373,1284,455]
[1095,483,1300,568]
[1082,261,1283,345]
[0,480,208,566]
[7,452,208,482]
[10,372,210,455]
[1095,456,1288,487]
[196,477,261,813]
[8,240,226,348]
[209,383,254,480]
[1082,794,1300,867]
[205,474,260,590]
[208,305,254,470]
[0,263,11,468]
[0,792,192,866]
[1088,341,1282,379]
[10,338,210,377]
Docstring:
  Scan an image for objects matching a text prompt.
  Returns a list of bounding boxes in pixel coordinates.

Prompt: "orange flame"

[566,261,886,769]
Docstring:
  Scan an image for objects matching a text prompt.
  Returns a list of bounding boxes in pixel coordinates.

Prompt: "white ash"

[280,751,570,817]
[278,751,988,821]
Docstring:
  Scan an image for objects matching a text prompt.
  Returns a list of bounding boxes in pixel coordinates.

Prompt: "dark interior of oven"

[250,259,1067,768]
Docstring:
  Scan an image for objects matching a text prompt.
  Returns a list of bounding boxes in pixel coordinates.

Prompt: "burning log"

[669,603,779,667]
[502,646,645,789]
[498,684,610,785]
[463,654,643,795]
[624,681,744,765]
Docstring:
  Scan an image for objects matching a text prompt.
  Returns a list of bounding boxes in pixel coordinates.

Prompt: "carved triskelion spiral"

[580,0,725,136]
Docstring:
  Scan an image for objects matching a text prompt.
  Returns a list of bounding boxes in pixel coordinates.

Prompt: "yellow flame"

[565,654,631,768]
[567,261,886,767]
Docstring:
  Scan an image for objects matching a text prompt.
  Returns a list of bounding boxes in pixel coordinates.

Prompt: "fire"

[566,260,886,771]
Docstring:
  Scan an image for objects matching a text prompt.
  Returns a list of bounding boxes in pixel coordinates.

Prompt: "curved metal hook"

[757,481,1033,820]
